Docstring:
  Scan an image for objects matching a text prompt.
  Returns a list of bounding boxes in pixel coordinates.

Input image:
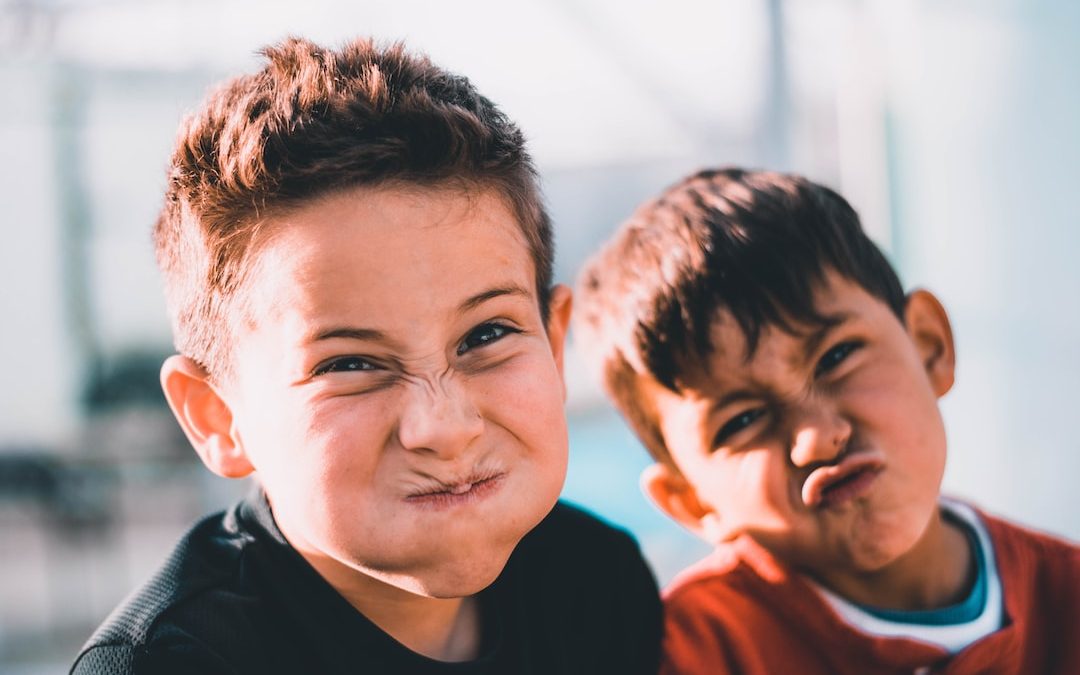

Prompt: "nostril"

[790,420,849,467]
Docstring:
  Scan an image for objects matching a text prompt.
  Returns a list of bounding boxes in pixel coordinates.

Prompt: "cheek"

[264,396,391,506]
[737,452,793,515]
[901,403,948,488]
[700,451,789,519]
[306,395,394,471]
[848,362,937,435]
[275,399,400,548]
[847,366,948,488]
[475,354,568,452]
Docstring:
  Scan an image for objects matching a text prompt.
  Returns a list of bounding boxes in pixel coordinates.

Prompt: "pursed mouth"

[404,469,507,507]
[801,454,884,508]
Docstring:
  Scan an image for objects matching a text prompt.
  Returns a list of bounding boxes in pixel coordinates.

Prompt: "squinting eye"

[313,356,376,376]
[457,323,519,355]
[713,408,766,447]
[815,341,862,376]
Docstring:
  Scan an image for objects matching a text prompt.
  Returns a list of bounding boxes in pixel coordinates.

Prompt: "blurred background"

[1,0,1078,671]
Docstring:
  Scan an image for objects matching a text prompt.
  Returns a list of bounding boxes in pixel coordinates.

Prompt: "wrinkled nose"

[396,377,484,458]
[788,401,851,468]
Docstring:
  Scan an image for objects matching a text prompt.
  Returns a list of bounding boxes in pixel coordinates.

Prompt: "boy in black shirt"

[71,37,660,674]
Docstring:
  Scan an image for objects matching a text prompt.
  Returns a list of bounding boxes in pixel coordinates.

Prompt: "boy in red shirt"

[574,167,1079,673]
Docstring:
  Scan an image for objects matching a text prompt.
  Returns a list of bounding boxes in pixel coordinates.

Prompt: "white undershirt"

[810,499,1003,654]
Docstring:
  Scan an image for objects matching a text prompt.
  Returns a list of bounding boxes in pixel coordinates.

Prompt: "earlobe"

[641,463,724,543]
[545,284,574,388]
[904,290,956,397]
[160,355,254,479]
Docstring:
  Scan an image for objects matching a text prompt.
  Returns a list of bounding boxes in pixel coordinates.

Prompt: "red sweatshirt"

[660,510,1080,674]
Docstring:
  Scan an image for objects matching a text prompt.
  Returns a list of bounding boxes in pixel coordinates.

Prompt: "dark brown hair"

[574,168,905,463]
[155,37,552,379]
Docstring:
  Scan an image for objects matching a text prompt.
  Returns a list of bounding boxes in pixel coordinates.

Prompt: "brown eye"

[313,356,376,376]
[815,341,862,376]
[457,323,520,355]
[713,408,766,447]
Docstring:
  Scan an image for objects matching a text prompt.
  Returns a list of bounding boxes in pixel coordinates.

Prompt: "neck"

[335,577,482,662]
[816,509,975,611]
[279,533,482,661]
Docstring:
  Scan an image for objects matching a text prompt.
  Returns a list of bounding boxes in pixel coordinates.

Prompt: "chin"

[848,512,930,573]
[847,541,907,573]
[393,491,559,598]
[408,552,513,599]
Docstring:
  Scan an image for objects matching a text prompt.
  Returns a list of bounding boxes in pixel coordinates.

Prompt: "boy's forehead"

[236,185,538,328]
[669,315,765,395]
[676,277,876,391]
[254,183,528,265]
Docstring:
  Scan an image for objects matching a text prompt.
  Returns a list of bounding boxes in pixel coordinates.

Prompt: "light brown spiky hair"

[154,36,553,381]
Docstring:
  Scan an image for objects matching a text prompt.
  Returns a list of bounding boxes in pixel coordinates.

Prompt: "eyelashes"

[457,322,521,355]
[814,340,862,376]
[712,340,864,449]
[312,356,377,377]
[311,321,522,378]
[713,408,767,447]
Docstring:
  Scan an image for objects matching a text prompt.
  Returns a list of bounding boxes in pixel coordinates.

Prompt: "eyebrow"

[457,284,533,313]
[799,310,855,358]
[310,326,388,343]
[306,284,533,344]
[709,389,761,414]
[708,311,857,411]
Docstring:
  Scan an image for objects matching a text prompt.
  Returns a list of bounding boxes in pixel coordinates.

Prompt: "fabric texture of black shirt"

[70,489,662,674]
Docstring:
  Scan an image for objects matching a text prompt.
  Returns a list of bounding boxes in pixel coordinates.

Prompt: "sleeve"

[70,633,242,675]
[70,644,137,675]
[133,625,242,675]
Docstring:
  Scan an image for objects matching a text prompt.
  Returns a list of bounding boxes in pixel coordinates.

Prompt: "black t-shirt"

[70,490,662,674]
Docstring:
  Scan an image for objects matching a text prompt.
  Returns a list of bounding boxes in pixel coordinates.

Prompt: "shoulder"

[71,632,239,675]
[505,500,662,674]
[969,506,1080,668]
[663,544,760,626]
[967,504,1080,620]
[661,538,821,646]
[984,509,1075,600]
[973,506,1080,575]
[522,499,639,551]
[665,537,767,608]
[511,500,655,587]
[70,644,138,675]
[70,503,257,675]
[658,545,778,675]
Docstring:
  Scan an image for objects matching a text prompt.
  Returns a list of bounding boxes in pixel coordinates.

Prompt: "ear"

[904,289,955,397]
[545,284,573,387]
[641,463,725,544]
[160,355,254,479]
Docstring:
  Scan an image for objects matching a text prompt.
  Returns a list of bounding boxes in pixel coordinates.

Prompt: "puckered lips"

[404,468,507,511]
[801,451,885,509]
